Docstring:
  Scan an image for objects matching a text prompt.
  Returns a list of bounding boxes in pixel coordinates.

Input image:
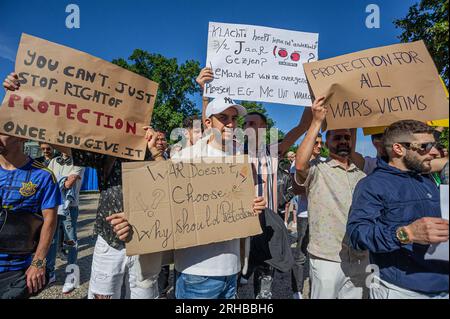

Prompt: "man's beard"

[331,144,350,157]
[403,152,431,174]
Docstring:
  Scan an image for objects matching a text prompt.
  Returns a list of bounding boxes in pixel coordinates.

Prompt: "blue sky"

[0,0,419,157]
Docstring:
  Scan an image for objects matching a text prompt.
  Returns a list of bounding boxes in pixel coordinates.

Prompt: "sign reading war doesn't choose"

[0,33,159,160]
[205,22,318,106]
[303,41,449,130]
[122,157,262,255]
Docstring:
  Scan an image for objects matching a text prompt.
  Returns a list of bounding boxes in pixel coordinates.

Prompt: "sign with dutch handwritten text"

[205,22,318,106]
[0,33,159,160]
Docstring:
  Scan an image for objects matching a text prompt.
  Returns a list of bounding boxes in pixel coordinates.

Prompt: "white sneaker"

[293,292,303,299]
[62,282,76,294]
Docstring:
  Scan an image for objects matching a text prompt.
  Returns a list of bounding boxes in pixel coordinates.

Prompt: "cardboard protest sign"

[205,22,318,106]
[362,75,449,135]
[122,157,262,255]
[0,33,158,160]
[363,118,449,136]
[303,41,449,130]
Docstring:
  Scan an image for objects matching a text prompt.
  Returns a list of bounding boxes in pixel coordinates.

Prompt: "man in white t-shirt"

[46,152,85,294]
[108,97,266,299]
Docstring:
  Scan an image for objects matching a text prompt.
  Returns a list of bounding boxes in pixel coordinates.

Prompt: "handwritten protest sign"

[205,22,318,106]
[122,157,262,255]
[0,33,158,160]
[303,41,449,130]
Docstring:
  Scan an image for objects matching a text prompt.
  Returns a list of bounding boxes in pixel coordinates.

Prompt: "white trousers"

[309,256,369,299]
[88,235,159,299]
[370,277,449,299]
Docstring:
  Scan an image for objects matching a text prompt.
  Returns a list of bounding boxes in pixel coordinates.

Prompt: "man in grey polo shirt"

[294,96,369,299]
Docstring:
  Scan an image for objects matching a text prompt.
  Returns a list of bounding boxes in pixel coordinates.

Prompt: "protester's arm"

[430,157,448,173]
[143,126,165,161]
[26,207,57,294]
[278,108,312,156]
[347,180,403,252]
[348,178,449,251]
[196,67,213,123]
[25,173,61,294]
[295,97,326,184]
[2,72,19,91]
[64,166,84,189]
[64,174,80,189]
[350,128,365,170]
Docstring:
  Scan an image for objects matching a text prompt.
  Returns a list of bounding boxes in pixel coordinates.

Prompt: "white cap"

[205,97,247,118]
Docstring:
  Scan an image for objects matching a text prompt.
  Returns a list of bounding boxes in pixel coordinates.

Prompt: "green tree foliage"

[395,0,449,150]
[394,0,449,87]
[237,101,285,144]
[112,49,201,133]
[440,128,449,149]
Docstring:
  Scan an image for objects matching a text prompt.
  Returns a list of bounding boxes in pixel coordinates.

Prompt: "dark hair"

[371,133,384,142]
[383,120,435,157]
[38,142,52,146]
[246,112,267,125]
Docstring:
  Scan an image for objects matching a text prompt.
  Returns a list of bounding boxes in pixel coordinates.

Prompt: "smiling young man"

[109,96,267,299]
[347,120,449,299]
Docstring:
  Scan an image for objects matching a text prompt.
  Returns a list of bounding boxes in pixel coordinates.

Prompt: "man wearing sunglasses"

[294,96,369,299]
[347,120,449,299]
[35,143,56,167]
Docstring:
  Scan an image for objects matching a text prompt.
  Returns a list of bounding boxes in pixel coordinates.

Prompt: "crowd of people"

[0,66,448,299]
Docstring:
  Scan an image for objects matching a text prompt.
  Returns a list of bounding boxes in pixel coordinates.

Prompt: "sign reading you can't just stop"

[0,33,159,160]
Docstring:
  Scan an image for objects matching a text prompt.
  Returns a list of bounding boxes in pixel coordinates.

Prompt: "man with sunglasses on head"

[294,96,369,299]
[347,120,449,299]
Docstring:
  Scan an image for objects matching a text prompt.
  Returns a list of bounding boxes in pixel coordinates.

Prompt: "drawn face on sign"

[273,46,301,66]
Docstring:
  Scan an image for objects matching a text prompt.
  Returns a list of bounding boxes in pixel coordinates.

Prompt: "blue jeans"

[46,207,79,277]
[175,272,237,299]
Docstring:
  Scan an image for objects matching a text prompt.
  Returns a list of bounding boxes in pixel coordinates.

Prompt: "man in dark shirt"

[347,120,449,299]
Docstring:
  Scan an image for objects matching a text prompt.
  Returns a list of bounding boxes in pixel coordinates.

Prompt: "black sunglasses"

[398,142,437,153]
